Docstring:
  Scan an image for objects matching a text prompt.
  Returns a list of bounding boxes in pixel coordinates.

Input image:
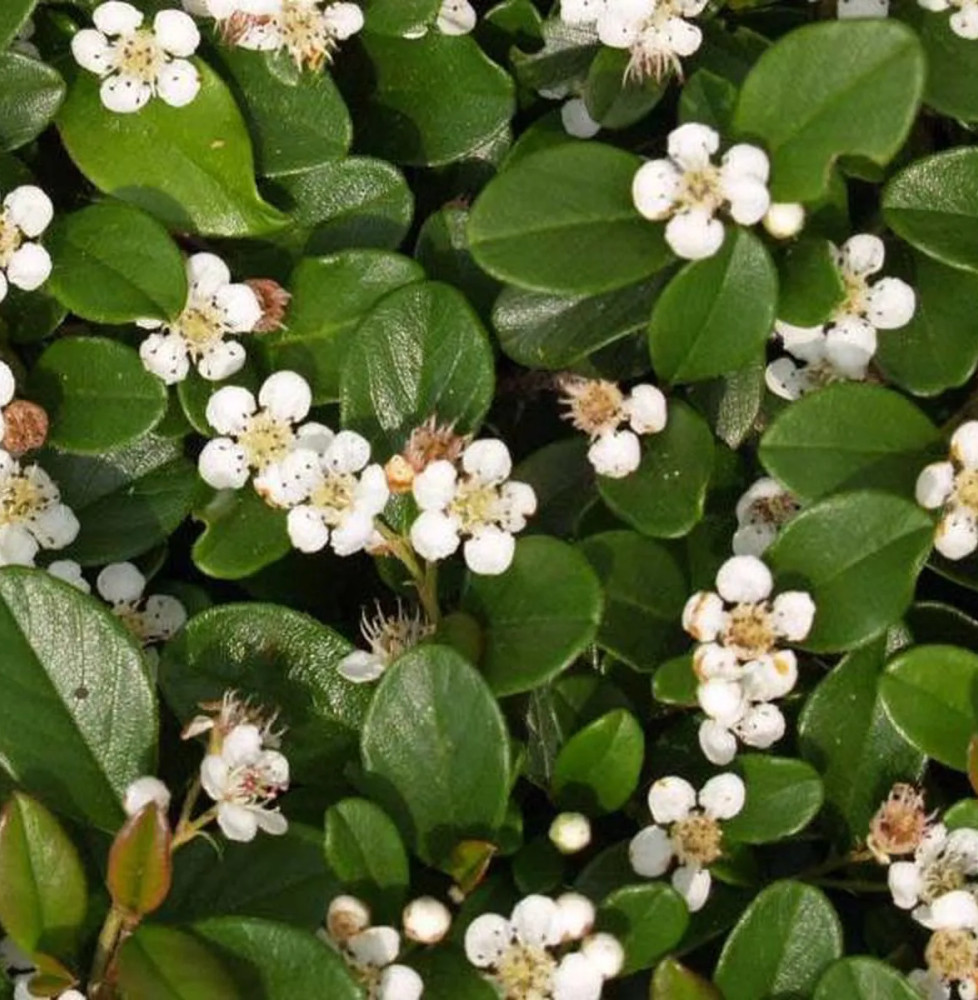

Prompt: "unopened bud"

[763,202,805,240]
[2,400,48,456]
[245,278,291,332]
[582,933,625,980]
[385,454,415,494]
[123,776,171,817]
[327,895,371,943]
[402,896,452,944]
[555,892,595,940]
[549,812,592,855]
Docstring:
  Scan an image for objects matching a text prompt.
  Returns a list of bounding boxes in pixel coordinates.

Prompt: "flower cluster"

[683,555,815,764]
[917,421,978,561]
[0,185,52,303]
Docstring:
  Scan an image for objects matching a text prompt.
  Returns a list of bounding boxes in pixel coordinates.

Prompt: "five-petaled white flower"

[765,235,915,400]
[918,0,978,39]
[198,370,318,502]
[889,824,978,927]
[732,477,800,557]
[559,377,668,479]
[630,773,746,912]
[338,601,433,684]
[0,451,79,567]
[632,123,770,260]
[72,1,201,114]
[683,554,815,765]
[95,562,187,645]
[138,253,262,385]
[464,893,624,1000]
[917,422,978,561]
[0,186,53,304]
[200,722,289,842]
[281,428,389,557]
[410,439,537,576]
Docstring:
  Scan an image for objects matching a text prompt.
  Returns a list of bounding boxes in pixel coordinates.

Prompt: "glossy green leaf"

[340,281,495,454]
[715,881,842,1000]
[511,17,598,96]
[598,883,688,975]
[324,798,410,923]
[28,337,167,454]
[813,957,919,1000]
[0,52,64,152]
[758,383,939,499]
[579,531,687,672]
[462,537,603,696]
[880,644,978,771]
[360,645,511,866]
[651,957,722,999]
[108,802,172,919]
[776,238,845,326]
[45,202,187,324]
[515,439,595,538]
[686,354,765,451]
[191,488,290,581]
[678,70,738,131]
[734,21,924,201]
[259,250,422,404]
[552,709,644,814]
[0,568,156,831]
[0,793,87,959]
[409,947,497,1000]
[469,143,672,295]
[653,654,698,707]
[584,48,666,129]
[598,401,715,538]
[723,755,824,845]
[160,603,370,788]
[362,0,440,35]
[766,491,933,652]
[57,62,287,237]
[0,0,34,49]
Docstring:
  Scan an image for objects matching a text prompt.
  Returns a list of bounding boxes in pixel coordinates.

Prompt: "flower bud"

[2,399,48,456]
[763,202,805,240]
[549,812,592,855]
[555,892,595,940]
[402,896,452,944]
[581,933,625,980]
[327,895,371,943]
[123,776,171,817]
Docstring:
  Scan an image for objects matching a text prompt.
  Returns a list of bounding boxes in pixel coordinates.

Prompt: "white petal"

[253,806,288,836]
[464,913,511,968]
[0,362,14,408]
[463,439,512,484]
[3,186,53,237]
[348,926,401,969]
[153,9,200,55]
[156,60,201,108]
[296,421,335,455]
[664,16,702,57]
[554,892,595,938]
[692,643,740,681]
[734,702,785,748]
[553,952,604,1000]
[561,98,601,139]
[47,559,90,593]
[287,505,330,553]
[324,2,366,39]
[378,964,424,1000]
[667,122,719,171]
[356,464,392,516]
[648,776,696,824]
[331,511,376,557]
[742,651,797,701]
[222,723,262,767]
[71,28,114,75]
[30,503,79,548]
[716,555,771,603]
[437,0,477,34]
[952,420,978,468]
[410,510,461,561]
[140,332,190,384]
[915,890,978,930]
[187,252,231,300]
[824,317,877,376]
[736,477,786,522]
[0,524,38,566]
[698,719,737,765]
[665,209,725,260]
[776,321,826,363]
[699,773,746,819]
[596,7,644,47]
[217,802,259,842]
[512,895,563,948]
[721,175,770,226]
[198,439,249,490]
[952,5,978,37]
[672,866,711,912]
[206,385,256,435]
[96,561,145,603]
[916,461,955,509]
[141,594,187,640]
[338,650,387,684]
[936,509,978,560]
[6,243,51,291]
[771,592,816,641]
[94,1,144,35]
[100,75,153,114]
[560,0,605,23]
[258,371,311,425]
[697,678,746,725]
[865,277,915,330]
[124,776,171,816]
[732,522,778,557]
[199,753,229,801]
[624,384,667,434]
[632,159,681,221]
[629,824,674,877]
[498,480,536,531]
[215,283,262,333]
[682,591,724,642]
[413,460,457,511]
[765,357,812,401]
[948,827,978,872]
[197,340,246,382]
[580,933,624,980]
[588,429,641,478]
[0,271,7,304]
[464,526,515,575]
[721,144,770,183]
[325,430,371,474]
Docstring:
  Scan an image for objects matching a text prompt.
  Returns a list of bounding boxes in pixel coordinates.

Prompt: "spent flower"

[338,601,434,683]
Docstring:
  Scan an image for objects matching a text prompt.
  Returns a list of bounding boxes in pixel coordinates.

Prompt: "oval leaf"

[652,958,722,999]
[191,488,290,581]
[814,957,919,1000]
[598,883,689,975]
[723,755,824,845]
[108,803,172,920]
[0,52,64,153]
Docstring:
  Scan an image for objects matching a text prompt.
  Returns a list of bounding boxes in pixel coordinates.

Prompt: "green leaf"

[598,401,715,538]
[649,228,777,383]
[584,48,666,129]
[723,755,824,845]
[209,47,352,176]
[880,645,978,771]
[28,337,167,454]
[798,640,924,844]
[108,802,172,920]
[579,531,687,672]
[651,957,722,999]
[362,0,441,35]
[734,21,924,201]
[159,603,370,788]
[117,924,240,1000]
[0,793,87,959]
[515,439,595,538]
[324,798,410,923]
[57,62,287,237]
[0,0,34,49]
[511,18,598,96]
[360,645,511,866]
[813,957,919,1000]
[776,239,845,327]
[341,32,515,167]
[884,147,978,274]
[469,143,672,295]
[766,491,933,652]
[686,354,765,451]
[191,488,290,581]
[259,250,422,404]
[462,537,603,696]
[45,203,187,324]
[714,881,842,1000]
[598,884,689,975]
[653,655,698,707]
[552,709,644,814]
[758,383,939,500]
[0,53,64,152]
[340,281,495,454]
[679,70,738,132]
[194,917,359,999]
[0,568,156,831]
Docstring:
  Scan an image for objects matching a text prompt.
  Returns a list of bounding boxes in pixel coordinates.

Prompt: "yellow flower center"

[449,480,499,532]
[676,165,721,214]
[672,813,724,867]
[237,412,294,471]
[723,603,775,661]
[954,468,978,513]
[309,472,357,524]
[115,29,165,83]
[0,212,23,269]
[175,304,226,357]
[838,272,868,319]
[560,379,624,438]
[0,473,43,525]
[279,0,336,71]
[495,943,557,1000]
[926,928,978,984]
[923,859,968,903]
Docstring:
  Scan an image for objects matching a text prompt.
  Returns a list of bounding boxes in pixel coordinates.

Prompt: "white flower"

[338,601,433,684]
[597,0,708,81]
[889,824,978,925]
[71,2,201,113]
[765,322,873,401]
[0,362,15,446]
[403,897,452,944]
[0,186,53,304]
[197,370,317,501]
[561,98,601,139]
[918,0,978,40]
[632,123,770,260]
[124,776,172,816]
[559,377,667,479]
[200,722,289,842]
[138,253,262,385]
[0,452,79,567]
[838,0,889,16]
[629,773,745,912]
[732,477,800,557]
[96,562,187,645]
[465,894,623,999]
[550,812,593,855]
[410,439,536,576]
[917,422,978,561]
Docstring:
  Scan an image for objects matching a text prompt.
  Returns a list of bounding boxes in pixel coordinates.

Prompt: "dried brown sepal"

[245,278,292,333]
[2,400,48,456]
[867,782,930,862]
